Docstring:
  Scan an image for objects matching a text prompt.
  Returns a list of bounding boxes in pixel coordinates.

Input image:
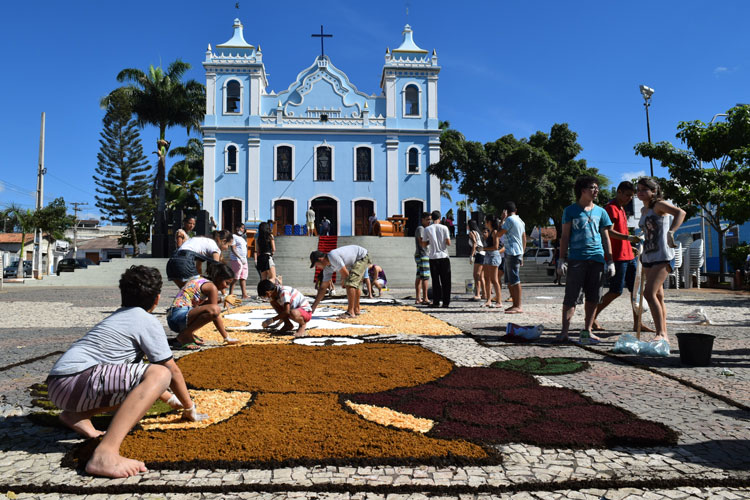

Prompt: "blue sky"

[0,1,747,221]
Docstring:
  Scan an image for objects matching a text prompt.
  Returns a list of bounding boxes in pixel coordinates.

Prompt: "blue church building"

[201,19,441,236]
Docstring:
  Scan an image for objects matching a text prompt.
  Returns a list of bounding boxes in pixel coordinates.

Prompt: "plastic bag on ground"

[612,333,670,357]
[667,307,711,326]
[505,323,543,340]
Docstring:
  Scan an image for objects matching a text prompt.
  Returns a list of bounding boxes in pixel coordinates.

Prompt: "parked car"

[522,248,553,265]
[56,258,95,275]
[3,261,32,278]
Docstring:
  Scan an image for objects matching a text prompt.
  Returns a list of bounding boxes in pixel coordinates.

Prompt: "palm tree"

[101,60,205,256]
[440,179,453,202]
[166,162,203,211]
[168,137,204,174]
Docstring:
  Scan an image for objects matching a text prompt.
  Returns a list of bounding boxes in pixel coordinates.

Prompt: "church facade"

[201,19,441,236]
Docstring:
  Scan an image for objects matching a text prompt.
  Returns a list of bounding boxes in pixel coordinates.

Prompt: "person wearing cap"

[310,245,371,318]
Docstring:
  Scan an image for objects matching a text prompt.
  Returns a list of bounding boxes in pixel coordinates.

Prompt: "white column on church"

[386,137,399,217]
[427,75,438,120]
[428,139,441,212]
[250,76,260,116]
[385,74,396,118]
[203,136,217,217]
[247,136,261,221]
[206,73,216,116]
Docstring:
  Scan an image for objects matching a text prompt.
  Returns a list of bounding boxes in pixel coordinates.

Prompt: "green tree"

[5,204,35,278]
[166,137,204,210]
[93,92,154,255]
[635,104,750,280]
[429,122,607,233]
[102,60,205,255]
[34,197,76,274]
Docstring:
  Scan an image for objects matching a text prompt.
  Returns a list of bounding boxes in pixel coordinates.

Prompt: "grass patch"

[490,357,589,375]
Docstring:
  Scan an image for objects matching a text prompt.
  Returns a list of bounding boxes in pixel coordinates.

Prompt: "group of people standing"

[467,202,526,313]
[555,176,685,345]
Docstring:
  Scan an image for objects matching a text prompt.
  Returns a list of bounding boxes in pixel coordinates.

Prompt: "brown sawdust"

[111,343,485,466]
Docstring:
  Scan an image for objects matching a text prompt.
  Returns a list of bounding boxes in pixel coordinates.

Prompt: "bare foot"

[590,333,602,341]
[59,412,105,439]
[279,321,295,332]
[504,307,523,314]
[651,334,670,343]
[592,322,605,331]
[241,295,250,299]
[85,449,147,478]
[294,325,307,338]
[634,324,656,333]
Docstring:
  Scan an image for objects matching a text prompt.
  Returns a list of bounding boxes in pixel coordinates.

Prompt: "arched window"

[408,147,419,173]
[356,147,372,181]
[276,146,292,180]
[226,80,241,113]
[404,84,419,116]
[226,145,238,172]
[316,146,332,181]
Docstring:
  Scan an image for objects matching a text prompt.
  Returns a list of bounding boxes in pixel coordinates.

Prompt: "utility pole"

[70,202,88,257]
[34,112,47,279]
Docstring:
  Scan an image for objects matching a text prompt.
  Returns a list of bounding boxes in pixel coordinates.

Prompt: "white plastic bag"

[612,333,670,357]
[667,307,711,325]
[505,323,543,340]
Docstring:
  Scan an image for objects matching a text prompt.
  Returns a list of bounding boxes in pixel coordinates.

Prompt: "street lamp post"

[639,85,655,177]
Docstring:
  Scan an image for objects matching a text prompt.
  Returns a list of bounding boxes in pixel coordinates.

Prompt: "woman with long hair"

[166,229,234,289]
[636,177,686,344]
[481,216,503,307]
[254,222,277,282]
[468,219,486,301]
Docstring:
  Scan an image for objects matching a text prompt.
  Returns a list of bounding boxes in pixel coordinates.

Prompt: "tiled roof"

[0,233,34,244]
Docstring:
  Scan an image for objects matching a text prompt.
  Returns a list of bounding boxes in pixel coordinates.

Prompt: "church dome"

[392,24,428,55]
[217,18,255,50]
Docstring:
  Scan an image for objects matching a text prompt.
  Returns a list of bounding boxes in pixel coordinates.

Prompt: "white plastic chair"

[665,242,683,289]
[687,240,705,289]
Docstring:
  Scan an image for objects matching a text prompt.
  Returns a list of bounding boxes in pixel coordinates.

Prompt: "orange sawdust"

[345,400,434,433]
[139,390,252,430]
[196,305,462,344]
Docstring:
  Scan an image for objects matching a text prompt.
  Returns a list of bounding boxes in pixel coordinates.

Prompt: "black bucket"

[676,333,715,366]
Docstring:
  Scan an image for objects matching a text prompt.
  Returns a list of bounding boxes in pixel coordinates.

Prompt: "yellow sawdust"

[345,400,434,433]
[140,389,252,430]
[195,304,461,344]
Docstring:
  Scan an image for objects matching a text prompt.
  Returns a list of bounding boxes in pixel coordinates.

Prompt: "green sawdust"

[490,357,589,375]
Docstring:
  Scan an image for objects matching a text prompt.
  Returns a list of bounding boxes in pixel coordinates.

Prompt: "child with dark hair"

[257,279,312,337]
[46,265,207,479]
[166,260,240,349]
[166,229,234,289]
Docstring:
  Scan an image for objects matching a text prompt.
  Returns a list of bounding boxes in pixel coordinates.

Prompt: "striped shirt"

[278,286,312,312]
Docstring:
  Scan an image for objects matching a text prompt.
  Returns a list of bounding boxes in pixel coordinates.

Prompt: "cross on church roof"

[311,25,333,58]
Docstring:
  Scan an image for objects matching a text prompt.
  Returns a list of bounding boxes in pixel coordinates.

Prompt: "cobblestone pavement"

[1,283,749,499]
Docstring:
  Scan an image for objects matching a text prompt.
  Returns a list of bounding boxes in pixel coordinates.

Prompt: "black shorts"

[256,253,275,273]
[642,260,671,270]
[563,260,604,306]
[474,253,485,265]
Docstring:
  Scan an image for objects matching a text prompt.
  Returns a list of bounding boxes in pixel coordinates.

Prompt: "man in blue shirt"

[556,176,615,343]
[497,201,526,314]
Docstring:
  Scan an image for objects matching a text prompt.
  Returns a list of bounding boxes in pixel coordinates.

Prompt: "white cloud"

[714,66,738,77]
[621,170,646,182]
[0,181,4,193]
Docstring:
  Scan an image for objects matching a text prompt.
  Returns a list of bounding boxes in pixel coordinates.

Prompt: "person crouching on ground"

[166,261,240,349]
[257,279,313,337]
[556,175,615,343]
[46,265,207,479]
[310,245,371,317]
[636,176,686,344]
[166,229,234,289]
[364,263,387,298]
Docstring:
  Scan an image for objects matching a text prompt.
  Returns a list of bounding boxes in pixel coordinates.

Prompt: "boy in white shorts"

[46,266,207,478]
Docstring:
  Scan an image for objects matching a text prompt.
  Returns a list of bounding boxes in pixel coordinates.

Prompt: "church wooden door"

[273,200,294,236]
[354,200,374,235]
[221,199,242,231]
[404,200,424,237]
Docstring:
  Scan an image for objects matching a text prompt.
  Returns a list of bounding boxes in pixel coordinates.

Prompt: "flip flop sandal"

[193,335,205,345]
[173,341,200,351]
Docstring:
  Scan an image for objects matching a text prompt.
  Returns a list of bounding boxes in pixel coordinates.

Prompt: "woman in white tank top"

[636,177,686,345]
